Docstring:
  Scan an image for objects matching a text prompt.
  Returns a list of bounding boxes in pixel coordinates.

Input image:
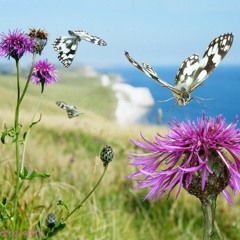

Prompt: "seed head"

[28,28,48,55]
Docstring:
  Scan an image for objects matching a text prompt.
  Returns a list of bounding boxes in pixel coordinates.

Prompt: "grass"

[0,70,240,239]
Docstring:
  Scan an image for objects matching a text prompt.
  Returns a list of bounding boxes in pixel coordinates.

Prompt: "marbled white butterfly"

[125,33,233,106]
[53,30,107,67]
[56,101,82,119]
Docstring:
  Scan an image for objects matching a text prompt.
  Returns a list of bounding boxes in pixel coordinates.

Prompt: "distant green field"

[0,72,240,240]
[0,69,117,120]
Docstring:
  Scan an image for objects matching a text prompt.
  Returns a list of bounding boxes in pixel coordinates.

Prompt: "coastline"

[100,72,154,125]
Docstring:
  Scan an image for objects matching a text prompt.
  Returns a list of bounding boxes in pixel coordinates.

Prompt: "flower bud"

[100,145,114,167]
[45,213,57,229]
[183,150,231,204]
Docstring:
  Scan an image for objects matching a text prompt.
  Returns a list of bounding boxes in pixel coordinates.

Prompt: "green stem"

[13,59,21,231]
[21,93,43,173]
[201,196,217,240]
[0,201,12,220]
[18,52,36,173]
[19,52,36,105]
[12,53,36,231]
[61,166,108,223]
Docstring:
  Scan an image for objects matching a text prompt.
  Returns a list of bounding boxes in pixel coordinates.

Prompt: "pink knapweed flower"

[31,59,59,86]
[127,113,240,205]
[0,29,34,60]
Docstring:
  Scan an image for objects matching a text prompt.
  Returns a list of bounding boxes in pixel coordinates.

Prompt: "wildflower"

[31,59,59,92]
[100,145,114,167]
[45,213,57,229]
[28,28,48,55]
[0,29,34,61]
[127,112,240,205]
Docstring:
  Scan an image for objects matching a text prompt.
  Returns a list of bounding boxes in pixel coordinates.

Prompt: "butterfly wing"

[124,51,180,95]
[56,101,68,109]
[56,101,81,119]
[174,54,200,91]
[69,30,107,46]
[53,36,79,67]
[66,106,81,119]
[190,33,234,91]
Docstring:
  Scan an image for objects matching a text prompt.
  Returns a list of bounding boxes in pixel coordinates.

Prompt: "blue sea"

[98,65,240,126]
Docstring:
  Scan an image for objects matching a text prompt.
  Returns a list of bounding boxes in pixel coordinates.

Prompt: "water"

[98,65,240,125]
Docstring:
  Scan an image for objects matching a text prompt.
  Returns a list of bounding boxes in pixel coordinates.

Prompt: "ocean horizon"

[98,65,240,126]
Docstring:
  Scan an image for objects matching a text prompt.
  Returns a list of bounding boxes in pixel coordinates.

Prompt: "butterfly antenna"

[156,97,175,103]
[192,96,213,108]
[155,97,176,112]
[194,96,214,101]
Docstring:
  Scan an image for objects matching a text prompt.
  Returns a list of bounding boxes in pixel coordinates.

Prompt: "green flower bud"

[45,213,57,229]
[100,145,114,167]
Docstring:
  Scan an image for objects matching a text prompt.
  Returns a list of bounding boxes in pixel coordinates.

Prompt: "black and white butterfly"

[56,101,83,119]
[125,33,234,106]
[53,30,107,67]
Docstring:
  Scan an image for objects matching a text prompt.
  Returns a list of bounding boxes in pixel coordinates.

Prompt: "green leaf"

[19,167,28,179]
[37,209,46,231]
[36,209,46,240]
[20,167,50,180]
[57,200,69,211]
[30,114,42,128]
[23,114,42,142]
[23,167,29,178]
[28,170,50,180]
[1,124,20,144]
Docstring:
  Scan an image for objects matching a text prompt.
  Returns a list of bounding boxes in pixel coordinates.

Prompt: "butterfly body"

[53,30,107,67]
[125,33,233,106]
[173,89,191,106]
[56,101,82,119]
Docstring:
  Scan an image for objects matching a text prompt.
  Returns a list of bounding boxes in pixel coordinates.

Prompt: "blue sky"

[0,0,240,67]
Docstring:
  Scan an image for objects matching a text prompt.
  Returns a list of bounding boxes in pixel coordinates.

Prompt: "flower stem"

[12,53,36,231]
[61,165,108,223]
[13,59,21,231]
[21,93,43,173]
[19,52,36,105]
[18,52,36,174]
[201,196,217,240]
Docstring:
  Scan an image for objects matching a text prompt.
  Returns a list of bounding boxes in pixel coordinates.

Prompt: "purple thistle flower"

[31,59,59,86]
[127,112,240,205]
[0,29,34,61]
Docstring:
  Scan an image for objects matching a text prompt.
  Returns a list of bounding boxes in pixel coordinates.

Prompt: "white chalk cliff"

[101,74,154,125]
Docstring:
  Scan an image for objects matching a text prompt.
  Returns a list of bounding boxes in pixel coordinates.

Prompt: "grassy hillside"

[0,70,239,240]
